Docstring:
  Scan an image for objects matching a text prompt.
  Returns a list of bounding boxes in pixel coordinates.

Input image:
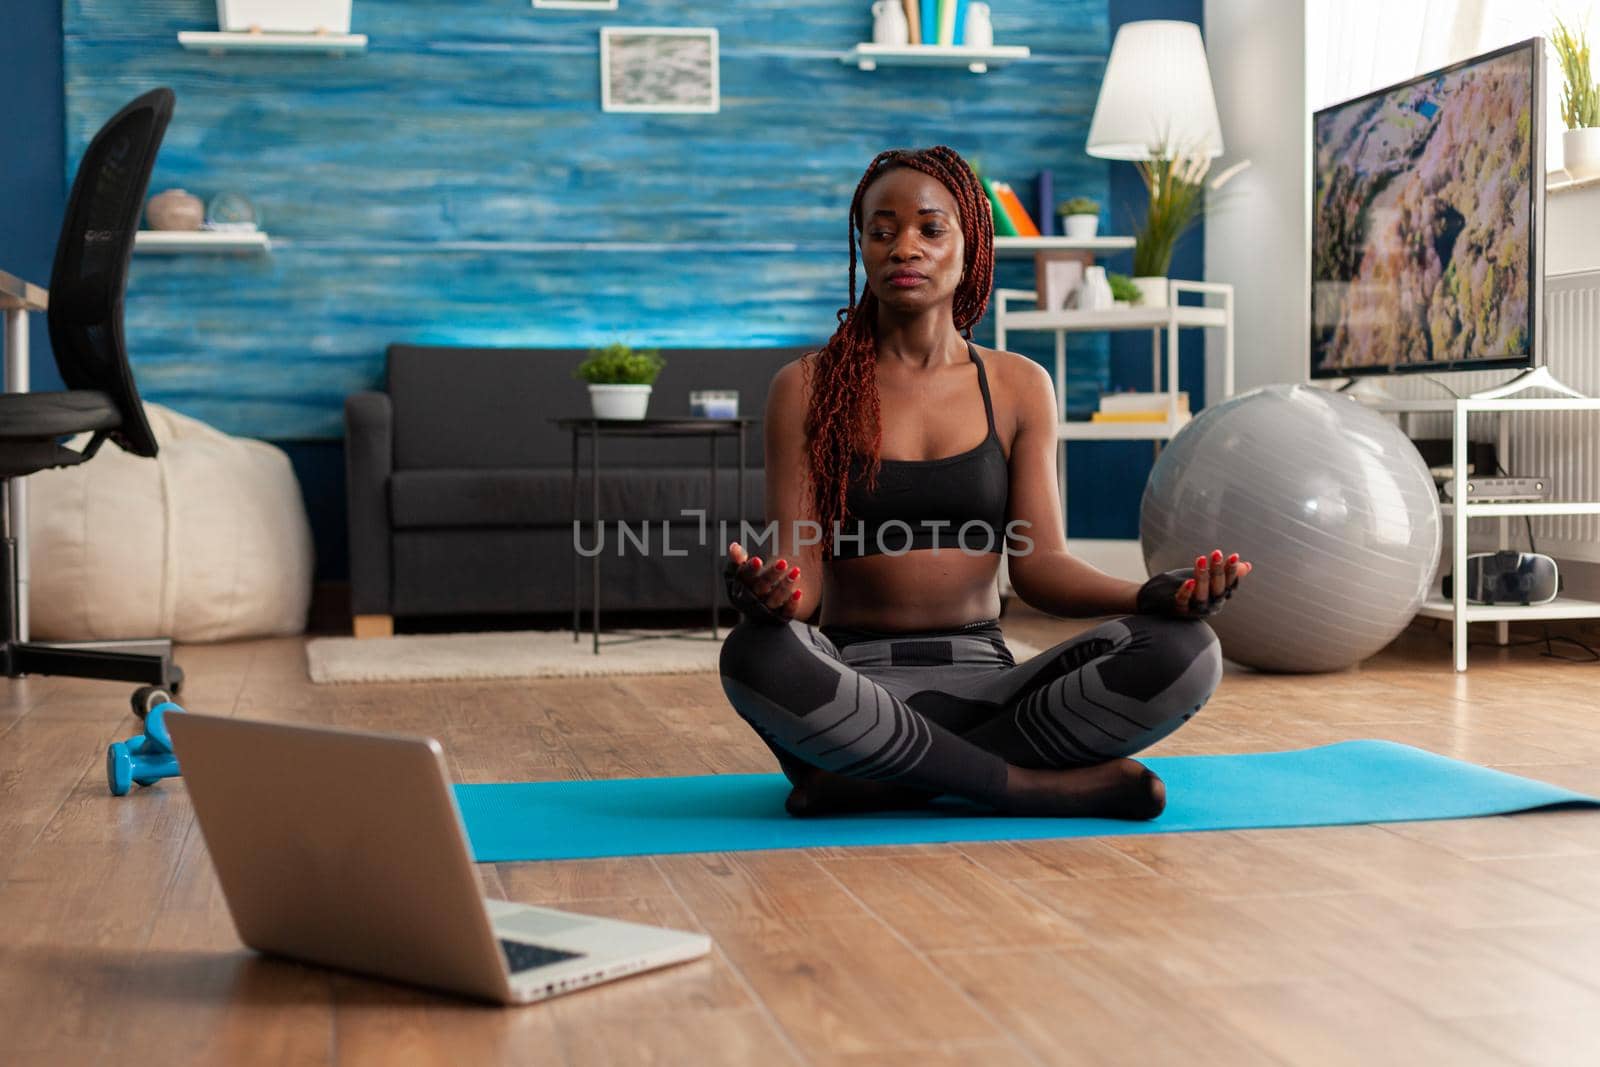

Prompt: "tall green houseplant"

[1554,18,1600,180]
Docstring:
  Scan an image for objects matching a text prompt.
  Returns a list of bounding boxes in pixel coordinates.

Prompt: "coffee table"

[554,416,758,653]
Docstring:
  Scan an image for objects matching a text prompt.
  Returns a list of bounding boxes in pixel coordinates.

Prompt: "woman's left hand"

[1137,549,1253,619]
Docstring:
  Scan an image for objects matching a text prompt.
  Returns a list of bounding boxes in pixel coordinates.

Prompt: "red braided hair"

[803,146,995,557]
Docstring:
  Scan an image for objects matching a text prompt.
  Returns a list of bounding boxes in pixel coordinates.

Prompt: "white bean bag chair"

[26,403,313,643]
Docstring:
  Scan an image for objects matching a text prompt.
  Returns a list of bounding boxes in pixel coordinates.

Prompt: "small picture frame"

[533,0,618,9]
[1038,255,1085,312]
[600,27,720,114]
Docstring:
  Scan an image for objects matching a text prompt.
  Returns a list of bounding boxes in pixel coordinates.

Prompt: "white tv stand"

[1354,369,1600,671]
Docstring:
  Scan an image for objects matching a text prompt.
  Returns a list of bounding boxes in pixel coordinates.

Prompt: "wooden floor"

[3,608,1600,1066]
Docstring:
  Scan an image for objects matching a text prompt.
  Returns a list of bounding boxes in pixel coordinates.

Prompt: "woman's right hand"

[724,542,803,623]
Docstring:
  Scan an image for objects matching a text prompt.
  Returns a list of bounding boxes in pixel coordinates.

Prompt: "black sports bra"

[833,344,1010,560]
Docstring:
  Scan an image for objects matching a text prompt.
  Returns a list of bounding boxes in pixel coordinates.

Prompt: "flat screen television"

[1310,38,1545,379]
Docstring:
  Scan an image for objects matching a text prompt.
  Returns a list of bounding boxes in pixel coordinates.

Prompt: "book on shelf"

[953,0,968,45]
[921,0,938,47]
[1097,391,1190,415]
[1035,169,1055,236]
[980,176,1019,237]
[938,0,957,45]
[902,0,921,44]
[1090,411,1189,423]
[994,181,1040,236]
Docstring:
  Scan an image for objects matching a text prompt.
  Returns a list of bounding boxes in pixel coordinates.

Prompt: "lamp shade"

[1086,20,1224,160]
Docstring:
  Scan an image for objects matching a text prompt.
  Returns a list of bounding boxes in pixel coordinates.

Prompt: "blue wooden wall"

[64,0,1114,441]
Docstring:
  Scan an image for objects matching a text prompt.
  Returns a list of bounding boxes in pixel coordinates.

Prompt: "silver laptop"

[167,713,711,1005]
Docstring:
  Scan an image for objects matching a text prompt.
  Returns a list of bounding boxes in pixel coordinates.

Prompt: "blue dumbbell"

[107,701,185,796]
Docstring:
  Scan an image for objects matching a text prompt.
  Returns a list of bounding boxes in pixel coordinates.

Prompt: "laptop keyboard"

[499,938,584,974]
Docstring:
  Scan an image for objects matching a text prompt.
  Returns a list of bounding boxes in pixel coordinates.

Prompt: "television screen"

[1311,40,1543,378]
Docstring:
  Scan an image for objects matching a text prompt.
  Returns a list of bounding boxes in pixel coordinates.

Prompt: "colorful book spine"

[980,177,1019,237]
[921,0,938,48]
[995,181,1041,237]
[1035,170,1055,236]
[938,0,958,46]
[953,0,969,45]
[903,0,921,45]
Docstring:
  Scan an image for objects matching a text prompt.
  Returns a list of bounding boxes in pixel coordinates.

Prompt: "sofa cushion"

[386,344,807,472]
[390,467,765,529]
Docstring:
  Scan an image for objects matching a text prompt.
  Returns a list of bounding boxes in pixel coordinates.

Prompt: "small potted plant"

[1107,272,1142,307]
[1057,196,1100,239]
[1554,18,1600,180]
[573,343,665,420]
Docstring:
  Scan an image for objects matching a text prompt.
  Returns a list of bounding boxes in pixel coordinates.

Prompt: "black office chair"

[0,87,182,708]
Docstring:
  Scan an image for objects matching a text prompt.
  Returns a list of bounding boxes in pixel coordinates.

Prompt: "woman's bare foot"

[1001,759,1166,820]
[783,764,938,818]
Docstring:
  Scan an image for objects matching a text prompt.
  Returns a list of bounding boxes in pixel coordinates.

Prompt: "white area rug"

[307,629,1044,684]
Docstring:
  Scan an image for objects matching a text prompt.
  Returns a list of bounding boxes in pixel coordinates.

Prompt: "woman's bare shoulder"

[970,344,1053,395]
[770,351,818,404]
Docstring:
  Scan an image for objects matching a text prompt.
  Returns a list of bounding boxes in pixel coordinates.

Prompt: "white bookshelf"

[843,43,1029,74]
[134,230,272,255]
[994,280,1235,538]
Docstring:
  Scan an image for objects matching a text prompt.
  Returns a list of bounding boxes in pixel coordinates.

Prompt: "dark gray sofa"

[345,344,807,632]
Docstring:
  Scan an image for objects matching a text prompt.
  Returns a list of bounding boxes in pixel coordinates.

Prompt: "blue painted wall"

[63,0,1113,441]
[1081,0,1207,540]
[1,0,67,392]
[28,0,1205,582]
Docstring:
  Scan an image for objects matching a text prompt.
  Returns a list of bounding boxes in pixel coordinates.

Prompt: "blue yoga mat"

[453,741,1599,863]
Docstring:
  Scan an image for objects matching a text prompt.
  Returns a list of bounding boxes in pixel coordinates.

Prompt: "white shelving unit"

[994,235,1135,257]
[1364,376,1600,671]
[843,43,1029,74]
[993,280,1235,532]
[134,230,272,255]
[177,30,367,55]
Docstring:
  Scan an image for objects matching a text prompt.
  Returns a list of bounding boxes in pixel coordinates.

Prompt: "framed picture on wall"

[600,27,720,114]
[533,0,618,9]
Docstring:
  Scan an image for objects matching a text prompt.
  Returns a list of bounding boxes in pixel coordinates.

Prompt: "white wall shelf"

[994,235,1134,257]
[1357,386,1600,670]
[843,43,1029,74]
[134,230,272,255]
[177,31,368,55]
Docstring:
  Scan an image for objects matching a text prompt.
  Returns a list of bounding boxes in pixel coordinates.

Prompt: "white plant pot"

[1563,127,1600,181]
[588,383,652,420]
[1062,214,1099,239]
[1132,276,1169,308]
[217,0,351,34]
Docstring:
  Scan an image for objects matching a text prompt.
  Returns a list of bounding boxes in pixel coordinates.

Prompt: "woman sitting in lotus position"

[719,146,1250,820]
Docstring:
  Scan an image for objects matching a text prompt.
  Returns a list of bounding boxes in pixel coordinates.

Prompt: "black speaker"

[1441,551,1560,605]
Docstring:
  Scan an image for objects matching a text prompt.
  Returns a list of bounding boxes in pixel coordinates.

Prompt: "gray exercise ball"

[1140,384,1440,673]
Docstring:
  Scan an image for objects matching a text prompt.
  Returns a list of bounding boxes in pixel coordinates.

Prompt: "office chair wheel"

[131,686,173,721]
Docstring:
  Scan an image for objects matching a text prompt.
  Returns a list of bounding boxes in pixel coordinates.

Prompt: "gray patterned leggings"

[719,615,1223,807]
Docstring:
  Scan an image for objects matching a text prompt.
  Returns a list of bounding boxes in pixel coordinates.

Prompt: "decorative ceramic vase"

[589,384,652,420]
[965,2,994,48]
[871,0,909,46]
[1563,127,1600,181]
[145,189,205,231]
[1077,266,1114,311]
[1062,214,1099,239]
[1132,276,1169,308]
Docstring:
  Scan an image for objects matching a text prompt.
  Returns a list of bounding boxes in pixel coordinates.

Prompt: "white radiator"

[1383,267,1600,563]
